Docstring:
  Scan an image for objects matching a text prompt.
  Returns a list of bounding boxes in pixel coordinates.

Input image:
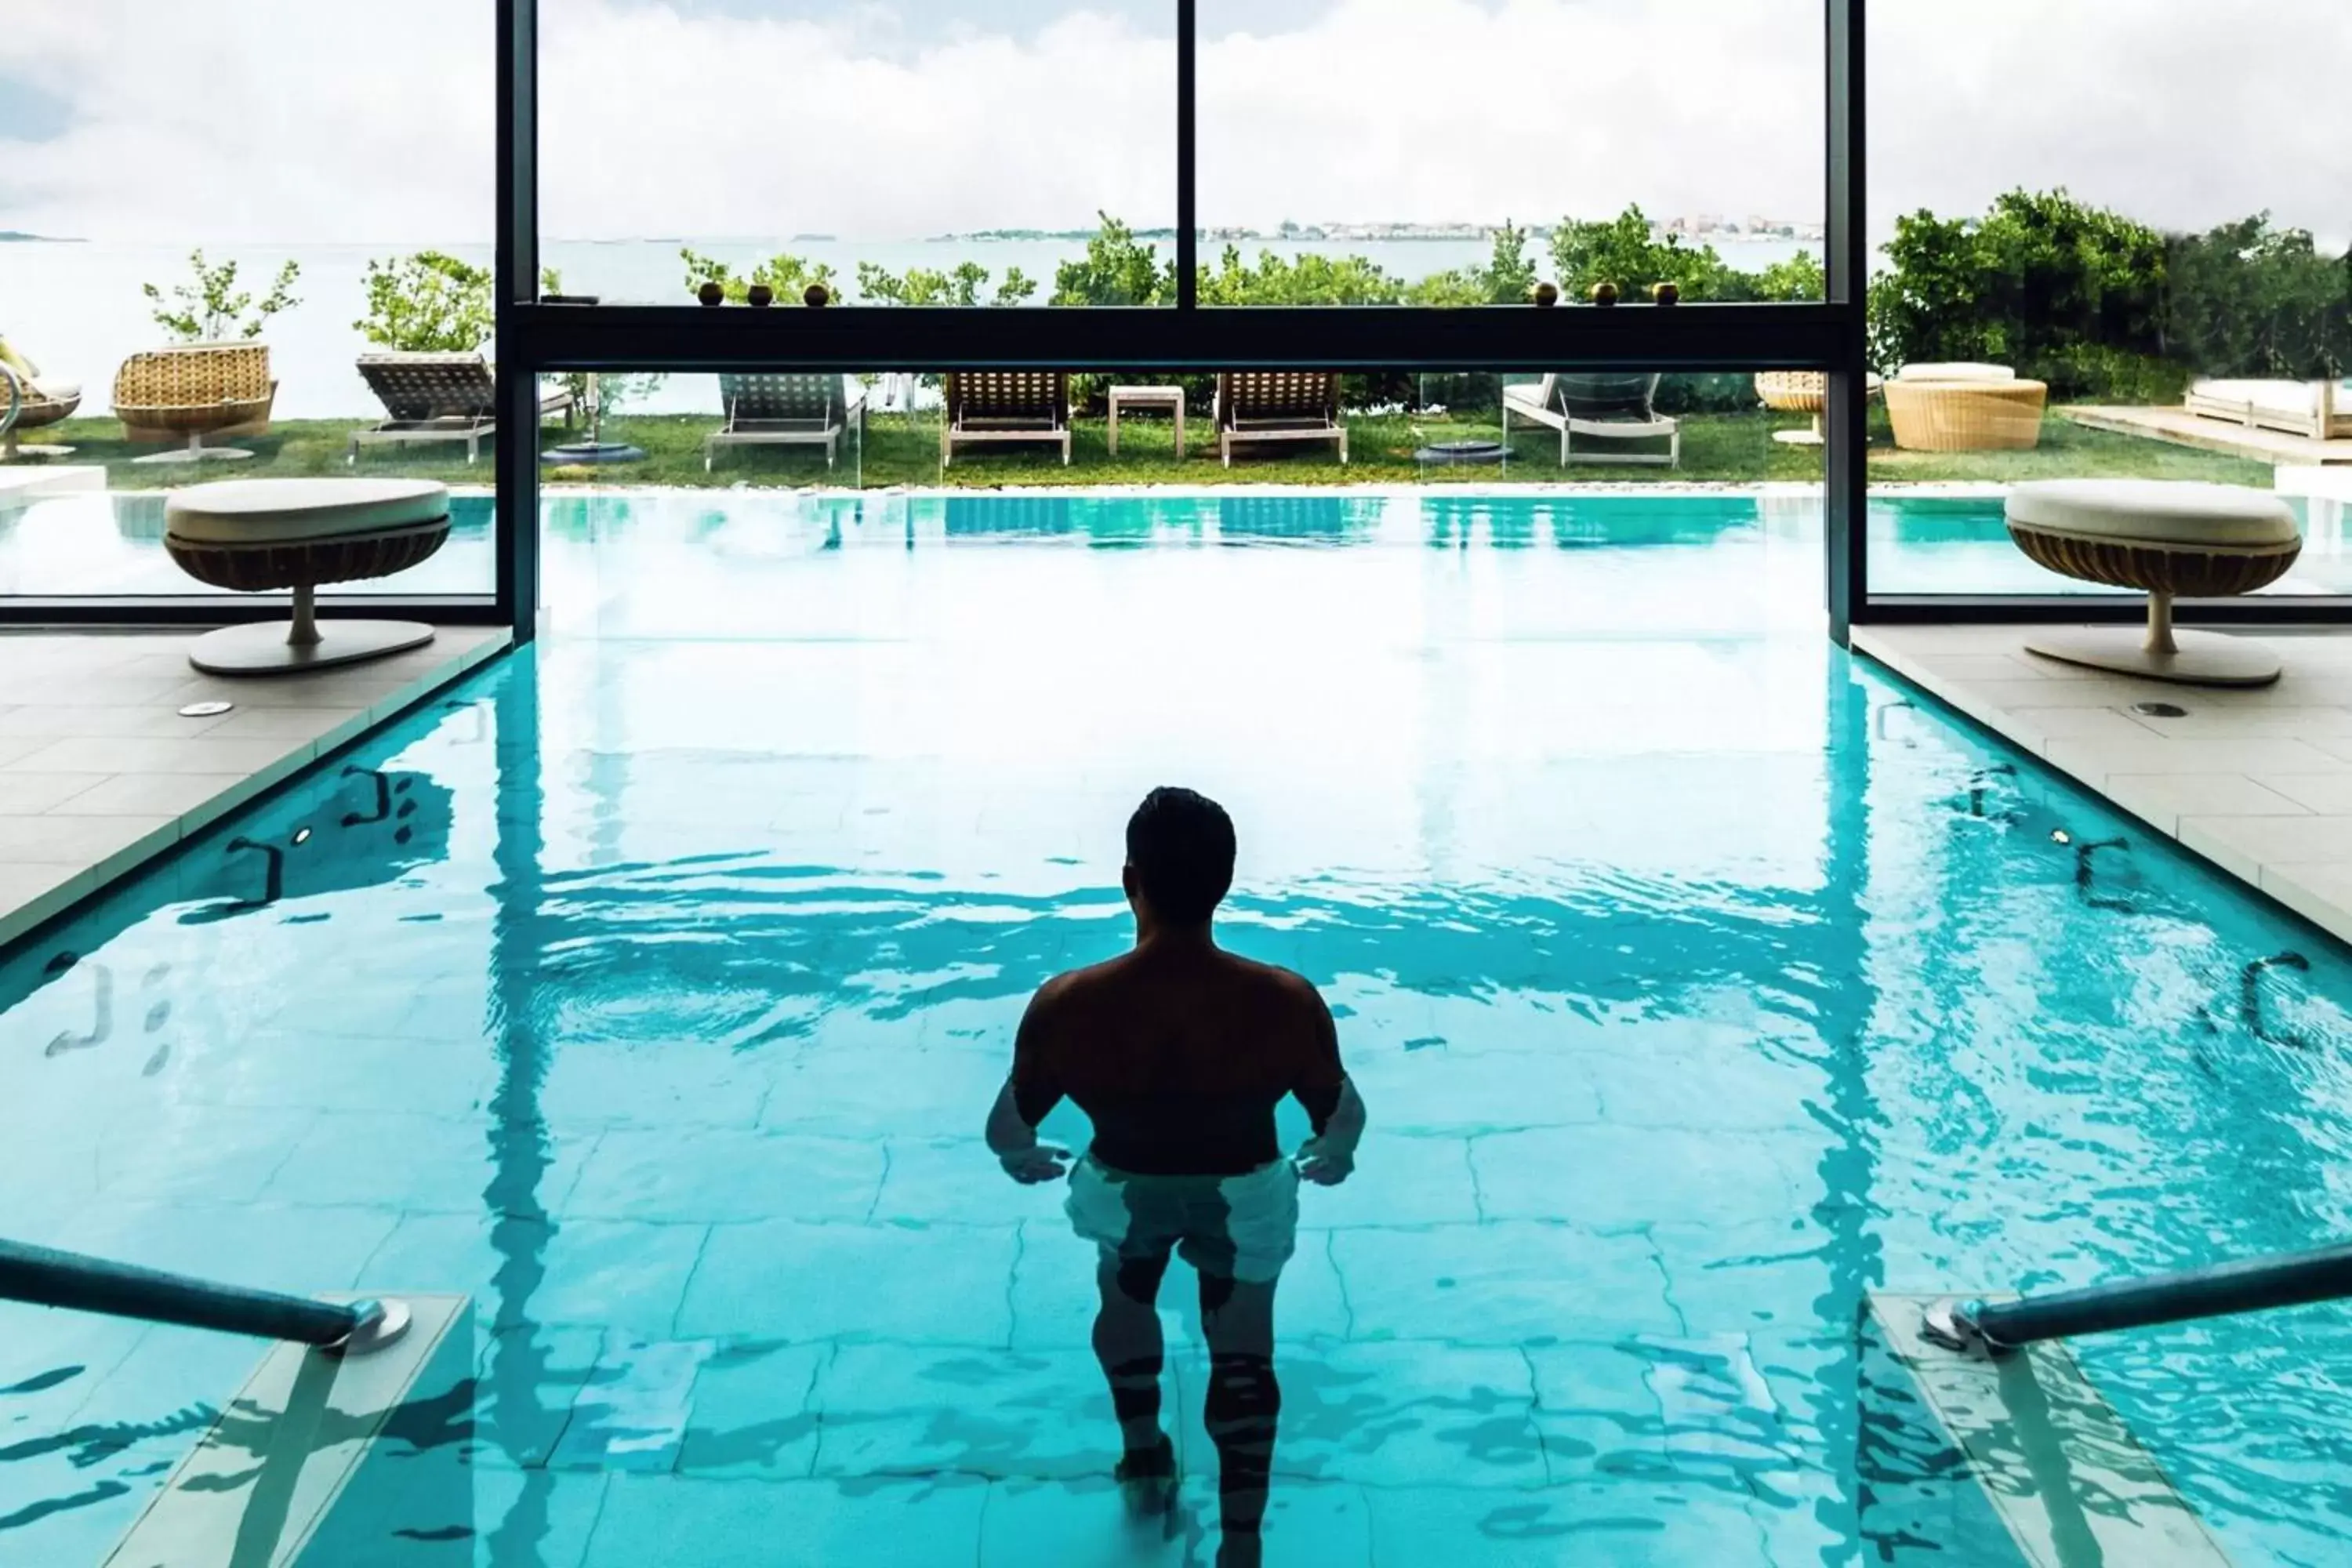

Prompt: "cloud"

[0,0,2347,244]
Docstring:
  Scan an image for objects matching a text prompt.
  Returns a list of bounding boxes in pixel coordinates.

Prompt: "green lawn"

[25,408,2272,492]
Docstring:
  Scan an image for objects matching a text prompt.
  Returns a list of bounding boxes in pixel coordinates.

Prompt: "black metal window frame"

[28,2,2332,641]
[495,0,1857,641]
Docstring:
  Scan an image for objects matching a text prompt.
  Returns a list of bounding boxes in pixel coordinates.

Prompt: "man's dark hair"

[1126,786,1236,926]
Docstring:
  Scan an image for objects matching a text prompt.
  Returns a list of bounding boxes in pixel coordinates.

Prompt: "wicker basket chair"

[1754,369,1884,446]
[113,342,278,463]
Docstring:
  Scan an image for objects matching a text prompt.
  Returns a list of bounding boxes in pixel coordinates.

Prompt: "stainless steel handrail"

[1922,1240,2352,1356]
[0,1239,410,1356]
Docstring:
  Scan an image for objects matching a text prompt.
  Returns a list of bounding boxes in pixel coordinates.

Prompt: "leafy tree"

[143,249,301,341]
[1406,220,1541,306]
[858,259,1034,307]
[1196,246,1406,305]
[355,250,493,353]
[679,247,838,303]
[1050,215,1176,306]
[1866,189,2170,397]
[1751,251,1826,303]
[1548,207,1736,300]
[2164,214,2350,380]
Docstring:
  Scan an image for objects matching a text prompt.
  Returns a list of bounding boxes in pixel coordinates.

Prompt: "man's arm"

[988,982,1074,1184]
[1288,980,1365,1186]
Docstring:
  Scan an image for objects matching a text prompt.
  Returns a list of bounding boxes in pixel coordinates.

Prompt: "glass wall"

[0,0,498,600]
[539,361,1825,637]
[1196,0,1825,307]
[1865,3,2352,599]
[536,1,1178,307]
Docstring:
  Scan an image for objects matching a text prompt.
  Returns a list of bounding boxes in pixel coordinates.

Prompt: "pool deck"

[1854,622,2352,947]
[2061,405,2352,466]
[0,627,508,949]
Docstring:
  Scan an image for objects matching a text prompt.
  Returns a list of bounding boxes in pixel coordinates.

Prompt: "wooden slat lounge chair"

[2186,379,2352,442]
[941,372,1071,466]
[350,352,575,465]
[1214,372,1346,466]
[1501,374,1680,467]
[706,373,866,471]
[0,336,81,460]
[114,342,277,464]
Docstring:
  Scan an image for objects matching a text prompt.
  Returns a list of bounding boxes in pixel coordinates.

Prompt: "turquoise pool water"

[4,491,2352,1565]
[2,483,2349,604]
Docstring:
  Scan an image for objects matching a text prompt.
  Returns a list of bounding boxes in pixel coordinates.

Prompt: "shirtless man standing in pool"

[985,786,1367,1568]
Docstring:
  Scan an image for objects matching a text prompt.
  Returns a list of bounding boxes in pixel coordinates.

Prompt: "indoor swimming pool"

[2,490,2350,1566]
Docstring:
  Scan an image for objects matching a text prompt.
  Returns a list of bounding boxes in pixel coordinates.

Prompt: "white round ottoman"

[2006,479,2301,687]
[164,478,451,675]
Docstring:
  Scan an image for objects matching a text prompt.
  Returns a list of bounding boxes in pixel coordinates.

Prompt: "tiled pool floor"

[4,492,2352,1566]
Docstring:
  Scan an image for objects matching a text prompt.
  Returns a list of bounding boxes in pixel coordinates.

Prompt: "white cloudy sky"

[1,0,2347,244]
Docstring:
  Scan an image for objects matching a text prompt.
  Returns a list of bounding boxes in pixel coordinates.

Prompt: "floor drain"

[2132,702,2188,719]
[178,701,234,718]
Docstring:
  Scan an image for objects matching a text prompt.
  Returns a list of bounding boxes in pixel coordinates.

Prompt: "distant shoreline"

[0,232,83,244]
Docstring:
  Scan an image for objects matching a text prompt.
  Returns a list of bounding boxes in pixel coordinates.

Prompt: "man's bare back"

[1014,942,1345,1178]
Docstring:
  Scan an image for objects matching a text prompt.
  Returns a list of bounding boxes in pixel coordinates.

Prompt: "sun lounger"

[705,373,866,471]
[941,372,1072,466]
[350,352,575,465]
[1501,374,1680,466]
[2186,379,2352,442]
[1214,372,1347,466]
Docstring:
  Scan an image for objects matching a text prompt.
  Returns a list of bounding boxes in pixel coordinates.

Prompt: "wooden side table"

[1109,384,1185,459]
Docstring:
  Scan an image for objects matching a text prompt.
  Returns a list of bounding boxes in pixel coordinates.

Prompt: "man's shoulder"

[1218,951,1326,1011]
[1032,953,1133,1009]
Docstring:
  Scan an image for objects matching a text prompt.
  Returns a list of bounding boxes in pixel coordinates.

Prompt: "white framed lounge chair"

[706,373,866,471]
[1214,372,1347,466]
[1501,374,1680,467]
[350,352,574,466]
[2186,379,2352,442]
[941,372,1072,466]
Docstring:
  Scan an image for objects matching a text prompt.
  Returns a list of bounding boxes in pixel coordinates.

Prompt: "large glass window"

[1196,0,1825,307]
[0,0,496,599]
[1865,3,2352,598]
[537,2,1178,306]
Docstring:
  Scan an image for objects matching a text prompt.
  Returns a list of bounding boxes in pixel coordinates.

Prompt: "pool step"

[101,1294,473,1568]
[1866,1291,2232,1567]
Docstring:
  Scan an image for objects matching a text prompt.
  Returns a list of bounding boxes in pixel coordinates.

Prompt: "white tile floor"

[0,626,508,946]
[1853,622,2352,945]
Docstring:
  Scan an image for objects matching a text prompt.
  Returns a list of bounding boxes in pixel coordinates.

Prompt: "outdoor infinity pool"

[3,490,2350,1566]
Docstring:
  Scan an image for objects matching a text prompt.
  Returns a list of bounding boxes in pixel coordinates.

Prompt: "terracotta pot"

[746,284,775,308]
[697,281,725,307]
[804,284,832,307]
[1532,281,1559,308]
[1590,281,1620,307]
[1652,282,1681,306]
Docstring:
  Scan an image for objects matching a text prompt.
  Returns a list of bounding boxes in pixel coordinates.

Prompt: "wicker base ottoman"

[164,478,451,675]
[2006,479,2302,687]
[1886,376,2049,452]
